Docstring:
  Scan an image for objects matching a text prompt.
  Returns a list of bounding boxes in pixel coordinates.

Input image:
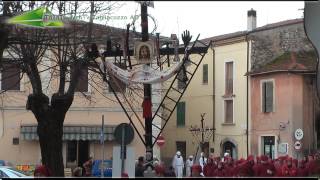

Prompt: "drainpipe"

[212,42,215,144]
[246,34,250,158]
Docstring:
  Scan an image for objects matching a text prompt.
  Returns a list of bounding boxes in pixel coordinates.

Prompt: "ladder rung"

[186,70,193,76]
[172,87,183,94]
[161,105,173,112]
[166,96,177,103]
[156,113,168,121]
[152,124,161,130]
[186,59,197,66]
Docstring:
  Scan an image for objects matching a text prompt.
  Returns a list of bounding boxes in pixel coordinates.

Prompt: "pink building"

[248,51,319,159]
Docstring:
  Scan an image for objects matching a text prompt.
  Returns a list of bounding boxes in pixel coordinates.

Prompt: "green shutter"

[177,102,185,127]
[203,64,208,84]
[265,82,273,112]
[262,82,266,112]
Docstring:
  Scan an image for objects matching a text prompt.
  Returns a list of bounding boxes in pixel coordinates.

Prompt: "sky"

[100,1,304,41]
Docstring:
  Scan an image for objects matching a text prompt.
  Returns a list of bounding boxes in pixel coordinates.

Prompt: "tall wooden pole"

[141,3,153,166]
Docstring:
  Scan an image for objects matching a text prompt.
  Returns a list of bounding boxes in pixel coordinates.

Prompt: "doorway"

[222,141,237,159]
[262,136,275,159]
[66,140,89,168]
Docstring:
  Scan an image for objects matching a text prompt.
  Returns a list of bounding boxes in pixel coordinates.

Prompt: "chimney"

[247,8,257,31]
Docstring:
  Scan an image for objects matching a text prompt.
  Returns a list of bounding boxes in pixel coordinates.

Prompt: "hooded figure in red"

[224,157,235,177]
[235,156,254,177]
[282,158,298,177]
[297,160,308,177]
[213,161,226,177]
[252,156,261,176]
[306,152,320,176]
[257,155,275,177]
[203,158,215,177]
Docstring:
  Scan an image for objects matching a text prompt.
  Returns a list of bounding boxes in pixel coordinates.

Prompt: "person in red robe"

[224,156,235,177]
[297,160,308,177]
[203,157,215,177]
[252,156,261,176]
[306,152,320,176]
[213,161,226,177]
[257,155,275,177]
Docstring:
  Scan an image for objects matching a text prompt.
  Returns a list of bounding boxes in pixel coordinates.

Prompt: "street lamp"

[189,113,215,163]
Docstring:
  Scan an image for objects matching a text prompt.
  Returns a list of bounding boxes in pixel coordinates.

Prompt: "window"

[67,141,77,163]
[12,137,19,145]
[0,62,20,91]
[224,100,233,123]
[225,62,233,95]
[177,102,185,127]
[262,81,274,112]
[176,141,186,161]
[203,64,208,84]
[75,66,88,92]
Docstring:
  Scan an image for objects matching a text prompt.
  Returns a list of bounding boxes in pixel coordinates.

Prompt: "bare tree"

[0,1,124,176]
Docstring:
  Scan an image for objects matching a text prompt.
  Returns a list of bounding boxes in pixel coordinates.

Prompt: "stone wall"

[249,22,315,70]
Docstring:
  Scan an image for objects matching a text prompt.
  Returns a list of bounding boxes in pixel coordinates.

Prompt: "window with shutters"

[203,64,208,84]
[225,62,233,95]
[74,65,88,92]
[224,100,233,123]
[261,80,274,113]
[177,101,185,127]
[0,62,20,91]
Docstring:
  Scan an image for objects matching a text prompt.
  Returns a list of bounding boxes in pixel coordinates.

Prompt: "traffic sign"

[294,141,302,151]
[114,123,134,145]
[294,128,304,140]
[156,135,165,147]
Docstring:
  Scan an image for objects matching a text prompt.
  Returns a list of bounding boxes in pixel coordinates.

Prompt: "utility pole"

[140,2,153,168]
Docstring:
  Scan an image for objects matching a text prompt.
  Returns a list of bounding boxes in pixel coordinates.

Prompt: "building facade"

[248,18,319,159]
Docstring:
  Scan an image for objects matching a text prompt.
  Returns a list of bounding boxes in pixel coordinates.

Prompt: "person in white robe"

[186,155,194,177]
[172,151,184,177]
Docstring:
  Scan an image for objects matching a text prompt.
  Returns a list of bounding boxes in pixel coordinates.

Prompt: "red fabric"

[203,163,216,177]
[192,164,202,172]
[142,98,152,118]
[297,167,308,176]
[213,169,226,177]
[257,163,275,177]
[34,165,51,177]
[155,165,165,175]
[260,155,268,162]
[121,172,129,177]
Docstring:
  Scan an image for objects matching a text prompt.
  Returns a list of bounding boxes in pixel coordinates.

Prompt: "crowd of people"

[151,151,320,177]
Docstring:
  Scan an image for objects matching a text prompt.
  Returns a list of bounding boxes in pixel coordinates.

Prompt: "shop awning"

[20,125,116,141]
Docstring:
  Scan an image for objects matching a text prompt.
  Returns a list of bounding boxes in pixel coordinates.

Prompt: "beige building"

[160,44,214,165]
[0,23,164,172]
[211,34,249,160]
[160,10,258,162]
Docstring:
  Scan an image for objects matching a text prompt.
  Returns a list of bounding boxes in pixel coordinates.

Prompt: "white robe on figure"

[199,156,207,172]
[186,158,194,177]
[172,155,184,177]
